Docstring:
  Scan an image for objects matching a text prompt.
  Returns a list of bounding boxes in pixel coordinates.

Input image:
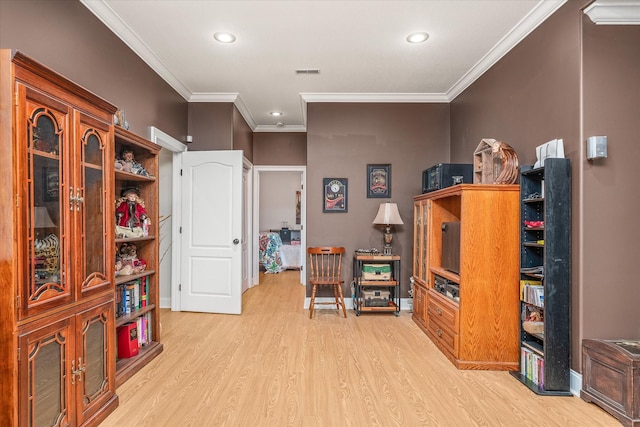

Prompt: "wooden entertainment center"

[412,184,520,370]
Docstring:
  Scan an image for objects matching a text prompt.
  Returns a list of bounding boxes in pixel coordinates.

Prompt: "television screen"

[441,222,461,274]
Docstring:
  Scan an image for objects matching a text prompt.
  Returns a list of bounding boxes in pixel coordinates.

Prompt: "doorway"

[253,166,306,287]
[149,127,187,309]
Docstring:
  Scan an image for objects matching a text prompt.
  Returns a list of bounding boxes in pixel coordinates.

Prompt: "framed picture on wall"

[367,164,391,198]
[323,178,348,213]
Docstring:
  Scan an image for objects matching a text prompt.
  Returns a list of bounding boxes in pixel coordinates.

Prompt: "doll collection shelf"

[113,126,162,387]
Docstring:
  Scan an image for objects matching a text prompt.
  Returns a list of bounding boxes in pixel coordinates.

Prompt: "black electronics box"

[279,228,291,244]
[422,163,473,193]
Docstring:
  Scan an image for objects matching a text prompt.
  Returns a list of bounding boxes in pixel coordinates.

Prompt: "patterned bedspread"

[258,232,301,273]
[259,232,284,273]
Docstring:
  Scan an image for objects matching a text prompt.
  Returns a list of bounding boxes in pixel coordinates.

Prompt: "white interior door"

[180,150,243,314]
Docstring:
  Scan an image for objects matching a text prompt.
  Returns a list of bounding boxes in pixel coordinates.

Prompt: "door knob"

[233,239,240,245]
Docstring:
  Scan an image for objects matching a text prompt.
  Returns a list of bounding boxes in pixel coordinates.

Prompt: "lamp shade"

[34,206,55,228]
[372,202,404,225]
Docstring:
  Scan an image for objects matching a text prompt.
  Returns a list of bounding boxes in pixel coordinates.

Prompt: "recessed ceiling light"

[406,32,429,44]
[270,111,283,117]
[214,32,236,43]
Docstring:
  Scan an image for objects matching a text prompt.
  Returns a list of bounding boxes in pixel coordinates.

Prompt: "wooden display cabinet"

[1,50,118,426]
[113,127,163,386]
[413,184,520,370]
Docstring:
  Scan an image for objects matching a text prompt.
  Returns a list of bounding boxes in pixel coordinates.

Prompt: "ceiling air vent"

[295,69,320,75]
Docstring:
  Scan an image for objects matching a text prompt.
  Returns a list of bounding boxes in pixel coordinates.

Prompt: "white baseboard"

[570,369,582,397]
[160,297,171,309]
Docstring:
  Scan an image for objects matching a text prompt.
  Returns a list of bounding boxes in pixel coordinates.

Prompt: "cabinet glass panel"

[82,312,108,402]
[80,127,109,290]
[414,202,420,276]
[27,102,68,305]
[28,331,68,427]
[420,202,429,283]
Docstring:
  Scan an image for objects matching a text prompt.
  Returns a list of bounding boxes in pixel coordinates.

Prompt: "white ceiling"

[81,0,567,132]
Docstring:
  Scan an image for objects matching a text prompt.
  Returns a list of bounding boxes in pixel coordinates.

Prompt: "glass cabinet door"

[20,85,72,318]
[421,200,429,285]
[18,318,73,427]
[413,200,431,286]
[413,201,422,279]
[76,300,115,424]
[76,116,112,298]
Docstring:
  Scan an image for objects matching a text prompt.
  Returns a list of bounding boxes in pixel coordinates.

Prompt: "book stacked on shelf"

[116,312,153,359]
[520,279,544,307]
[521,347,545,388]
[116,276,149,318]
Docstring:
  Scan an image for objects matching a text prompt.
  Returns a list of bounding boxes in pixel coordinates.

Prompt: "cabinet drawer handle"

[437,329,442,337]
[436,307,442,315]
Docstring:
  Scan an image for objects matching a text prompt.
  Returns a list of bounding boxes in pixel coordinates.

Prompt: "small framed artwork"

[323,178,348,213]
[43,167,59,202]
[367,164,391,198]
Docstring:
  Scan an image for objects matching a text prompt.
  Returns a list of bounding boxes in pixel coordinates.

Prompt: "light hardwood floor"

[102,270,618,426]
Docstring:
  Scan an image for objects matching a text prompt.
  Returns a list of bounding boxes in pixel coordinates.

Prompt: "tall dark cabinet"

[511,158,572,395]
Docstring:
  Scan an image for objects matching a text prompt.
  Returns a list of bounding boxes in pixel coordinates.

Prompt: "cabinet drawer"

[427,291,459,331]
[428,315,459,357]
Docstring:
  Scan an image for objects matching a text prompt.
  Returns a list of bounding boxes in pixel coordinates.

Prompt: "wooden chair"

[307,247,347,319]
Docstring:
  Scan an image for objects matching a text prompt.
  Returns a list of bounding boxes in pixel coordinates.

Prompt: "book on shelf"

[521,347,545,389]
[116,278,148,318]
[141,276,148,307]
[117,322,139,359]
[520,279,544,307]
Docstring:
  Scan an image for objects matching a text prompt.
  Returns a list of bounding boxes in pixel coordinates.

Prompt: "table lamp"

[372,202,404,255]
[34,206,55,230]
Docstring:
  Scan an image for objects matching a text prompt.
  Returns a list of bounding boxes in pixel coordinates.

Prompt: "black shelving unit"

[510,158,572,395]
[352,254,401,316]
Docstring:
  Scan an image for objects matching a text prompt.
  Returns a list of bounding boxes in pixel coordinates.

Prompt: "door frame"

[148,127,187,311]
[253,166,306,287]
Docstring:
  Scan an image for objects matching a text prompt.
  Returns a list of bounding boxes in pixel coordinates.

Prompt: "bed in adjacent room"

[258,231,301,273]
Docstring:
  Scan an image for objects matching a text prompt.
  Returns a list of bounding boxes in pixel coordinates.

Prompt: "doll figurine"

[114,147,151,177]
[115,187,148,237]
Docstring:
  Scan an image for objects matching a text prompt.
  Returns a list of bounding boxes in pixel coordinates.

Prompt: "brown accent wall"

[253,133,307,165]
[451,1,585,370]
[307,102,450,297]
[451,2,582,166]
[187,103,234,150]
[582,17,640,340]
[0,0,187,140]
[451,0,640,373]
[233,106,253,162]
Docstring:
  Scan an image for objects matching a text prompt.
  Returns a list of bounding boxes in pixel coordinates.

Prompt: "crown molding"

[254,124,307,133]
[81,0,572,132]
[300,93,449,103]
[188,93,257,131]
[447,0,566,100]
[584,0,640,25]
[80,0,192,100]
